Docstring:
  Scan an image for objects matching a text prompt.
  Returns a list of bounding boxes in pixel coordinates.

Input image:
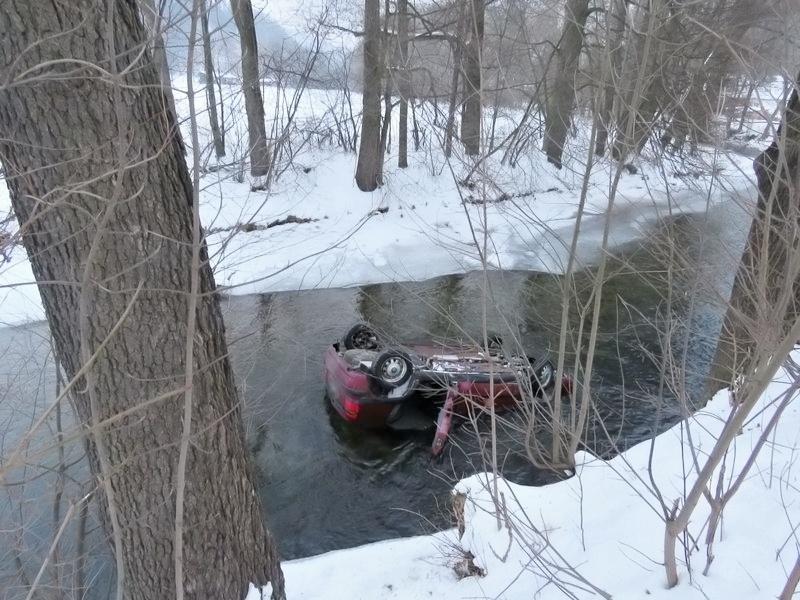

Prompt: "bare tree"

[445,2,467,159]
[231,0,271,185]
[460,0,485,156]
[542,0,591,168]
[0,1,284,598]
[603,0,792,162]
[667,71,800,589]
[397,0,411,168]
[708,72,800,392]
[202,0,226,158]
[594,0,626,157]
[356,0,385,191]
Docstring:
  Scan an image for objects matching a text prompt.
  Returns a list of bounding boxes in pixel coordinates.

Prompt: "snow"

[2,77,798,599]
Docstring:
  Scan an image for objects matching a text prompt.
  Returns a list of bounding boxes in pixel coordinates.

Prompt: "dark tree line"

[351,0,796,181]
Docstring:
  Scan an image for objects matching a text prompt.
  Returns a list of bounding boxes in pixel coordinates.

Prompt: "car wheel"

[344,323,380,350]
[530,357,554,393]
[487,333,503,351]
[371,350,413,388]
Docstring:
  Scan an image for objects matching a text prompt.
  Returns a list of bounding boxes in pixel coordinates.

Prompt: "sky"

[254,0,361,48]
[1,74,798,599]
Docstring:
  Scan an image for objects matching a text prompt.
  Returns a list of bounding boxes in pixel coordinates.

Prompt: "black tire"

[529,357,555,393]
[487,333,503,351]
[371,350,413,389]
[344,323,380,350]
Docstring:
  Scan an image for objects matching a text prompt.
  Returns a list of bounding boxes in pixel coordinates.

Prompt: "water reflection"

[0,322,111,599]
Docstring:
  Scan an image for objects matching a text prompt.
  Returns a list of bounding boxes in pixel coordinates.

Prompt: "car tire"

[529,357,555,393]
[344,323,380,350]
[487,333,503,350]
[371,350,413,389]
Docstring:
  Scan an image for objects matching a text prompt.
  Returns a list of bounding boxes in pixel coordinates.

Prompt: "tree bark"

[0,2,284,598]
[355,0,384,191]
[231,0,271,182]
[543,0,590,168]
[460,0,485,156]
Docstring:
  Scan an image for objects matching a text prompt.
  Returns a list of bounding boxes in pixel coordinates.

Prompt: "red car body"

[324,325,572,455]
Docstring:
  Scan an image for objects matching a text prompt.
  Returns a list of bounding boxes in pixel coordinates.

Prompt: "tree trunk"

[397,0,410,169]
[780,554,800,600]
[444,7,465,160]
[231,0,271,183]
[707,72,800,393]
[543,0,590,168]
[0,2,284,599]
[379,0,393,155]
[460,0,484,157]
[610,1,659,162]
[594,0,626,157]
[355,0,384,191]
[202,0,226,158]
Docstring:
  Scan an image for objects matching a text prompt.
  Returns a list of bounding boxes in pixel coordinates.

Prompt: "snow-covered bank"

[0,138,755,327]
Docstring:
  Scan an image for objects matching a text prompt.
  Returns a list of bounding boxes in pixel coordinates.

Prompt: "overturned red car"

[324,324,572,455]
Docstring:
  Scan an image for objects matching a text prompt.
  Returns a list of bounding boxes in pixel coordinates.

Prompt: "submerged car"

[324,323,572,455]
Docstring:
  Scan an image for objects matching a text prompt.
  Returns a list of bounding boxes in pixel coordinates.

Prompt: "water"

[225,198,749,559]
[0,200,750,595]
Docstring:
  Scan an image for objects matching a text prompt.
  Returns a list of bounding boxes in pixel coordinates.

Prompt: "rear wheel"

[371,350,413,389]
[344,323,380,350]
[530,357,554,393]
[487,333,503,350]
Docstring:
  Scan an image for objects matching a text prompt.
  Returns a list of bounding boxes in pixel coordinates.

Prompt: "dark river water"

[0,200,749,596]
[229,201,746,559]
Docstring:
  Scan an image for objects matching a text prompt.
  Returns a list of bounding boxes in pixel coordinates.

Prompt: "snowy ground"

[2,77,798,599]
[0,74,769,325]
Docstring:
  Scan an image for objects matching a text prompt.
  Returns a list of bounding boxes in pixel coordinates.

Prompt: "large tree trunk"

[707,72,800,394]
[0,2,284,599]
[231,0,271,183]
[460,0,484,157]
[355,0,384,191]
[542,0,590,169]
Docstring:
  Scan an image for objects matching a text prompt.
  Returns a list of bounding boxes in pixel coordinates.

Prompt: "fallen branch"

[205,214,317,235]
